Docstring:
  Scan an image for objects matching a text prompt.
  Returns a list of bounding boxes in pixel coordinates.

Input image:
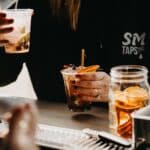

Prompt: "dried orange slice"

[115,91,127,102]
[117,119,132,138]
[77,65,100,73]
[115,100,143,110]
[124,86,149,101]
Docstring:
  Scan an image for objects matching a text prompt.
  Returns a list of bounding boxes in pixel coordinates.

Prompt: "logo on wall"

[122,32,146,59]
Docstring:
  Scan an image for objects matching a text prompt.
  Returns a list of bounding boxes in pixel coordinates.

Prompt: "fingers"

[0,27,13,45]
[0,12,6,18]
[74,87,109,102]
[78,94,108,102]
[7,103,39,150]
[8,103,38,137]
[75,72,109,81]
[0,39,9,44]
[72,72,110,102]
[25,103,38,135]
[73,80,108,88]
[73,72,110,88]
[8,104,28,135]
[74,88,100,97]
[0,27,13,34]
[0,18,14,26]
[0,12,14,36]
[0,14,14,26]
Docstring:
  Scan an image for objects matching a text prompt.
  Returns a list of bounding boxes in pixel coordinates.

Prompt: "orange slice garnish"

[115,100,143,110]
[77,65,100,73]
[124,86,149,101]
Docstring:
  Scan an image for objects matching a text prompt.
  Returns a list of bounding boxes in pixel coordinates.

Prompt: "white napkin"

[0,63,37,100]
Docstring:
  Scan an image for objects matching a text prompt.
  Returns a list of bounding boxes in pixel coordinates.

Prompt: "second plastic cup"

[0,9,33,54]
[61,67,91,112]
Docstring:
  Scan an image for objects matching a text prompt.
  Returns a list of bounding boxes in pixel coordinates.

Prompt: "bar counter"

[37,100,109,132]
[0,96,109,132]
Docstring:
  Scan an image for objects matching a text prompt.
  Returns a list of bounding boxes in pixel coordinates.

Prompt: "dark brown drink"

[61,67,91,112]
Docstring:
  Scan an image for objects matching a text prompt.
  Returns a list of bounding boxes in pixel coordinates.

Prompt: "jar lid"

[110,65,148,78]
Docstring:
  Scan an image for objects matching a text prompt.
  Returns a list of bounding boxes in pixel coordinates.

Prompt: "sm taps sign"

[122,32,146,59]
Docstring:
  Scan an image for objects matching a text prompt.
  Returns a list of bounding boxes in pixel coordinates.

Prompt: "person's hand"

[0,12,14,45]
[72,72,110,102]
[5,103,39,150]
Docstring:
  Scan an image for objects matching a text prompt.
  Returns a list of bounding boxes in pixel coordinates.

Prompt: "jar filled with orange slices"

[109,65,150,139]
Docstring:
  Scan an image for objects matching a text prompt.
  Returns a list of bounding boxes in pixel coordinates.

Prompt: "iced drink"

[110,86,149,139]
[61,65,100,112]
[0,9,33,53]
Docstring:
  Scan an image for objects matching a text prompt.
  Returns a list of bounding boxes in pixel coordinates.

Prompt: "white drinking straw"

[15,0,19,9]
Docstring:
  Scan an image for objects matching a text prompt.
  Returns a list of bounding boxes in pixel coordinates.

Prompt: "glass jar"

[109,65,150,139]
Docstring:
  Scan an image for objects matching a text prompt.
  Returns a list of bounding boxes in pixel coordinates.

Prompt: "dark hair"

[50,0,80,31]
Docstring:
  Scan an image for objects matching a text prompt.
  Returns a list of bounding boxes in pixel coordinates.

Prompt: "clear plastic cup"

[0,9,33,54]
[61,67,91,112]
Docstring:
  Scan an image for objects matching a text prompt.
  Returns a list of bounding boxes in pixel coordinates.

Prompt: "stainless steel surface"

[132,105,150,149]
[83,128,131,147]
[36,124,132,150]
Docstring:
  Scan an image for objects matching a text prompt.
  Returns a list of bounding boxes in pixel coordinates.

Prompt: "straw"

[15,0,19,9]
[81,48,85,67]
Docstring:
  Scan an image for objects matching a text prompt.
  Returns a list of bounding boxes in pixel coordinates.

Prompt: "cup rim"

[60,69,77,75]
[2,8,34,14]
[110,65,148,78]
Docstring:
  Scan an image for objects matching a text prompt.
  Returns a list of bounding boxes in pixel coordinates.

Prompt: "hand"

[73,72,110,102]
[0,12,14,45]
[6,103,39,150]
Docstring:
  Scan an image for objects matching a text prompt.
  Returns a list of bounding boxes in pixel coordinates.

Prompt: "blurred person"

[0,0,149,103]
[0,0,110,103]
[0,102,39,150]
